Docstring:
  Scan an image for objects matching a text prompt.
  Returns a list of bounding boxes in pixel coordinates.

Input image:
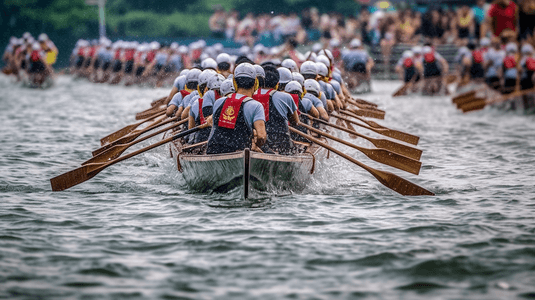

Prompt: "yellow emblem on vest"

[223,106,236,121]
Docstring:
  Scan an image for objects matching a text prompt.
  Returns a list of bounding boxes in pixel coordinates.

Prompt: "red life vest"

[77,47,85,56]
[30,50,41,62]
[179,90,191,98]
[252,89,275,122]
[504,56,517,69]
[526,57,535,71]
[424,52,435,63]
[198,98,205,125]
[218,94,248,129]
[472,50,484,64]
[114,49,121,60]
[124,49,135,61]
[403,57,414,68]
[290,93,300,115]
[146,50,156,63]
[214,90,221,100]
[88,47,96,58]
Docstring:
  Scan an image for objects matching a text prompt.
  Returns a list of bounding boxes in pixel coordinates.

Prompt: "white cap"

[197,39,206,48]
[277,67,293,84]
[213,43,223,52]
[312,43,322,53]
[304,79,321,94]
[316,62,329,77]
[506,42,518,53]
[305,51,317,61]
[285,81,303,94]
[239,45,250,55]
[292,72,305,86]
[199,69,217,85]
[151,41,160,50]
[253,44,266,53]
[220,79,236,96]
[178,45,188,54]
[270,47,279,56]
[180,69,190,77]
[200,53,209,61]
[402,50,414,58]
[234,63,256,79]
[412,45,423,54]
[23,32,32,39]
[186,68,202,83]
[254,65,265,78]
[316,55,331,67]
[38,33,48,42]
[423,46,433,54]
[480,38,490,47]
[208,74,224,90]
[321,49,334,62]
[216,53,231,64]
[300,61,318,75]
[281,59,298,72]
[330,39,340,48]
[522,44,534,54]
[170,42,179,49]
[201,58,217,70]
[32,42,40,50]
[350,39,361,48]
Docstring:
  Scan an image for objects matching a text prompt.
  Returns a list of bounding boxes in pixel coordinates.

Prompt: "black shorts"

[84,58,91,68]
[424,62,441,78]
[75,56,84,68]
[21,60,27,70]
[135,66,145,77]
[351,62,367,74]
[124,60,134,74]
[29,61,45,74]
[112,61,122,72]
[93,59,100,69]
[154,64,163,74]
[101,61,110,71]
[458,27,470,39]
[164,65,173,73]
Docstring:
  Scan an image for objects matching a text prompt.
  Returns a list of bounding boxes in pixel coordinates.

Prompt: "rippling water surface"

[1,75,534,299]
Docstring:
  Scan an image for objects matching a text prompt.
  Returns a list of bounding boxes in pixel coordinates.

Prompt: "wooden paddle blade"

[373,127,420,145]
[100,124,139,146]
[94,133,137,157]
[150,96,167,107]
[50,164,102,191]
[84,144,128,165]
[370,168,434,196]
[445,74,457,85]
[135,106,165,120]
[392,83,410,97]
[353,98,378,108]
[361,148,422,175]
[460,98,487,113]
[347,108,385,120]
[454,95,478,108]
[452,91,476,104]
[368,138,422,161]
[344,121,358,139]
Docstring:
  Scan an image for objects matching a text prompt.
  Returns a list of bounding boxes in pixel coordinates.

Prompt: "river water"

[1,75,534,299]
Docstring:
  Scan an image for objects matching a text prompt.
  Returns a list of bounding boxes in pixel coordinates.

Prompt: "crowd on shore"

[2,32,58,86]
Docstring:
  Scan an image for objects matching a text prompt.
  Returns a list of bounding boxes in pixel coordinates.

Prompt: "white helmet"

[321,49,334,62]
[207,74,223,90]
[402,50,414,58]
[234,63,256,79]
[300,61,318,75]
[480,37,490,47]
[216,53,231,64]
[316,55,331,68]
[422,46,433,54]
[32,42,40,50]
[254,65,265,78]
[38,33,48,42]
[522,44,534,54]
[304,79,321,94]
[239,45,250,55]
[330,39,340,48]
[292,72,305,86]
[312,43,322,53]
[412,45,423,54]
[220,79,235,96]
[178,45,188,54]
[199,69,217,85]
[350,39,361,48]
[285,80,303,94]
[316,62,329,77]
[281,59,298,72]
[506,42,518,53]
[180,69,189,77]
[213,43,224,52]
[186,68,202,83]
[201,58,217,70]
[170,42,179,50]
[277,67,293,84]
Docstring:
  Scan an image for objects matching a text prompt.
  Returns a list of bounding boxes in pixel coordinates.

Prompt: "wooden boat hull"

[167,133,325,194]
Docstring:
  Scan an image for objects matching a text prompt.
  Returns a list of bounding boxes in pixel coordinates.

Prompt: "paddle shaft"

[302,113,422,160]
[299,123,421,175]
[289,127,434,196]
[335,112,420,145]
[50,126,203,191]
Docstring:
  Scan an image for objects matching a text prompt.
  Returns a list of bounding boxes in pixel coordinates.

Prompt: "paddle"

[392,81,412,97]
[303,113,422,160]
[50,125,204,191]
[350,97,378,108]
[100,111,166,146]
[346,98,383,111]
[338,111,420,145]
[345,107,385,120]
[299,123,421,175]
[289,127,434,196]
[84,121,185,165]
[135,105,166,120]
[149,96,167,108]
[461,87,535,113]
[93,117,185,156]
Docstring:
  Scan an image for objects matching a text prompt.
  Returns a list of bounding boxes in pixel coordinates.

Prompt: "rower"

[277,67,292,91]
[253,66,299,154]
[484,37,505,89]
[201,58,218,71]
[167,68,200,117]
[303,79,329,121]
[281,59,299,72]
[292,72,304,86]
[285,80,319,142]
[501,43,519,93]
[189,73,224,143]
[520,44,535,90]
[316,60,343,110]
[341,39,374,90]
[396,50,418,83]
[462,43,485,81]
[216,53,232,77]
[422,45,448,94]
[206,63,267,154]
[181,69,216,120]
[300,61,331,111]
[219,78,235,96]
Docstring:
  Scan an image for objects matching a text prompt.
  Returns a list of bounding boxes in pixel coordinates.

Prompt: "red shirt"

[487,1,518,37]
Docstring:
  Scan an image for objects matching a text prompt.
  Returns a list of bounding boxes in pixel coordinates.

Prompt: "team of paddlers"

[2,32,58,87]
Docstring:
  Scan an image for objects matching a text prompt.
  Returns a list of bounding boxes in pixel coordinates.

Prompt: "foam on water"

[0,75,534,299]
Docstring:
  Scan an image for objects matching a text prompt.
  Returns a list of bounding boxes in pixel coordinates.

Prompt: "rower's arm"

[188,115,195,130]
[289,111,299,126]
[309,106,320,118]
[181,106,191,121]
[253,120,266,147]
[166,104,177,117]
[317,107,329,121]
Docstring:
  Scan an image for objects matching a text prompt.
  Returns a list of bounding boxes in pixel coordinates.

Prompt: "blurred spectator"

[209,7,227,38]
[519,0,535,41]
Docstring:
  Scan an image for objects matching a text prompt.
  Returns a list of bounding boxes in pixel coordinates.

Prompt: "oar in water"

[149,96,167,108]
[392,81,412,97]
[338,111,420,145]
[350,97,378,108]
[345,107,385,120]
[461,87,535,113]
[84,121,186,165]
[299,123,421,175]
[135,105,166,120]
[303,113,422,160]
[50,125,205,191]
[100,111,166,146]
[93,117,185,157]
[289,127,434,196]
[346,99,383,112]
